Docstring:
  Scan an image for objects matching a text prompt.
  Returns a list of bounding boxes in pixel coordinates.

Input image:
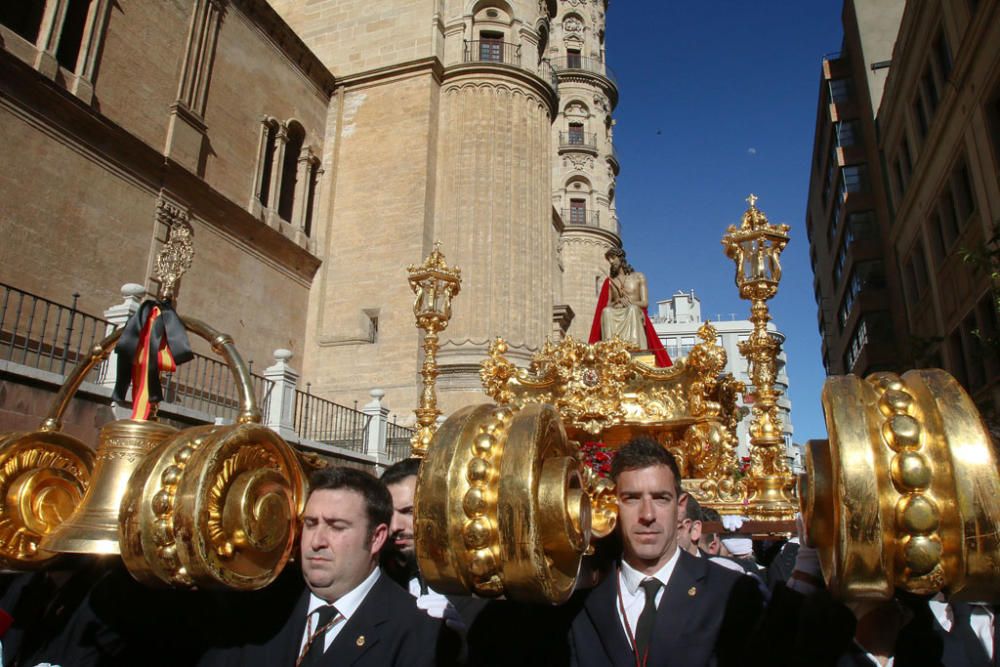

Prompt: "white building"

[650,290,800,471]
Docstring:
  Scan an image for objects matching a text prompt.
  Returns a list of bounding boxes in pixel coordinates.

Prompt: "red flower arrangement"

[579,441,613,478]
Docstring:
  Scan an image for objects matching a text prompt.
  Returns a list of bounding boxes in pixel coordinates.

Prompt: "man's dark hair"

[610,437,683,495]
[380,457,421,487]
[684,495,702,522]
[308,467,392,541]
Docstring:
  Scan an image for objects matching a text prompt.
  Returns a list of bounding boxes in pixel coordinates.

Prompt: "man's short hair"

[380,457,421,487]
[610,437,683,495]
[308,467,392,540]
[684,495,702,522]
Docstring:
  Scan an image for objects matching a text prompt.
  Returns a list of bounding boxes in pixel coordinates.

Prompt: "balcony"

[550,56,618,89]
[608,143,620,173]
[558,131,597,154]
[561,208,600,227]
[462,41,559,93]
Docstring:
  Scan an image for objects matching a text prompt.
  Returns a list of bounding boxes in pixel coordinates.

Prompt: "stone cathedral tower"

[264,0,616,414]
[549,0,621,342]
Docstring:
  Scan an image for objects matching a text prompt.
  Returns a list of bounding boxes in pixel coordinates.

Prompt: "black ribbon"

[112,300,193,406]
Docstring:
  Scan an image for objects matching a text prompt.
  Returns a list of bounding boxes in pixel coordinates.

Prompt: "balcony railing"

[386,416,416,462]
[1,283,110,380]
[558,131,597,150]
[550,56,618,88]
[0,281,275,423]
[561,209,600,227]
[161,351,273,424]
[294,389,371,453]
[462,41,559,92]
[464,40,521,67]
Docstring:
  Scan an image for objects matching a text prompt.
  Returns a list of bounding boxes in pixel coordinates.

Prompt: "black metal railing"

[561,208,600,226]
[608,143,619,166]
[293,388,371,452]
[559,131,597,149]
[1,282,275,423]
[161,352,274,424]
[386,416,416,462]
[550,56,618,88]
[0,283,110,379]
[464,40,521,66]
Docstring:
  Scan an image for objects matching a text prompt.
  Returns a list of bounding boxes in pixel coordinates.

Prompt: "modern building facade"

[650,290,798,469]
[0,0,623,426]
[806,0,1000,416]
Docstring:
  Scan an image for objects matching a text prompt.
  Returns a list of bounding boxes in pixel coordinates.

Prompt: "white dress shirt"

[928,593,995,659]
[299,566,381,655]
[616,548,681,646]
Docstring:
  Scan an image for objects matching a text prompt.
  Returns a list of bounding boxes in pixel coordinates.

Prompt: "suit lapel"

[324,576,388,665]
[276,587,311,666]
[646,550,707,665]
[583,569,635,667]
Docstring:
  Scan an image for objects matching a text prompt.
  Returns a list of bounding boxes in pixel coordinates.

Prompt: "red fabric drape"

[588,278,672,367]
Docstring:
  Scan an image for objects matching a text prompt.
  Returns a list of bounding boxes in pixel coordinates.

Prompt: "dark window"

[932,32,952,85]
[568,123,584,144]
[988,87,1000,171]
[367,314,379,344]
[55,0,92,71]
[921,69,939,117]
[303,161,319,237]
[0,0,46,43]
[258,123,278,207]
[836,120,860,147]
[567,48,581,68]
[913,96,928,140]
[480,32,504,62]
[829,78,852,104]
[948,328,969,387]
[842,164,869,196]
[569,199,587,224]
[952,161,976,225]
[846,211,876,242]
[278,123,305,222]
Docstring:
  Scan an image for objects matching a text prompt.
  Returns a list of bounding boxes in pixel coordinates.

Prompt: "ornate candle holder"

[722,195,796,518]
[407,243,462,458]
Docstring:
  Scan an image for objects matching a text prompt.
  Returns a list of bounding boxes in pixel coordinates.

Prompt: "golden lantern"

[407,242,462,458]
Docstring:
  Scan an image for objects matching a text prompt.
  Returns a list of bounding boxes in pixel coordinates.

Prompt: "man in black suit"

[201,466,441,666]
[569,438,763,667]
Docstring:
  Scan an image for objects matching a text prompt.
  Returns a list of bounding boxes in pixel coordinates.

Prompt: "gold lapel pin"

[356,635,365,647]
[688,586,697,596]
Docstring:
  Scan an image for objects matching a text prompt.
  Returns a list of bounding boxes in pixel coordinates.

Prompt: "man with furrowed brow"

[569,438,764,667]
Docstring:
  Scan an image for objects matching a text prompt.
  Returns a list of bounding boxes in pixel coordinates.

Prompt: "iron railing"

[561,208,600,227]
[0,283,109,380]
[608,143,619,167]
[464,40,521,66]
[550,56,618,88]
[1,282,274,423]
[386,416,416,462]
[162,351,274,424]
[293,388,371,452]
[559,131,597,149]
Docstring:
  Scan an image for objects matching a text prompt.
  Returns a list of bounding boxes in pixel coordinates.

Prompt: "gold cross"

[746,193,758,209]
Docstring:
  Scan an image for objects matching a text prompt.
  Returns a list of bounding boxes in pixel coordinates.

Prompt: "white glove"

[416,592,466,632]
[721,515,745,531]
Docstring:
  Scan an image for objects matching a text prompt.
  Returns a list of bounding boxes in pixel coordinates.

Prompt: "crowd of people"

[0,438,995,666]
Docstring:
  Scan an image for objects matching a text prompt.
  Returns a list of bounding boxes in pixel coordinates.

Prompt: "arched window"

[256,119,279,208]
[278,122,305,222]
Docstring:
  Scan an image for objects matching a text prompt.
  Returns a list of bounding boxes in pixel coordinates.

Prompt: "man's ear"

[369,522,389,555]
[691,520,702,543]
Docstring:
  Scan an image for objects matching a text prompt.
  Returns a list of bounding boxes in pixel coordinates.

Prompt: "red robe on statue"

[588,278,672,368]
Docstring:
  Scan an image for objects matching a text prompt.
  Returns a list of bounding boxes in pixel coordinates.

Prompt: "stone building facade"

[806,0,1000,415]
[0,0,620,422]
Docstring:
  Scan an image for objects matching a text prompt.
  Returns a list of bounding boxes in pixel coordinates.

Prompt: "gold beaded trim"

[869,373,943,592]
[150,436,204,586]
[461,406,513,596]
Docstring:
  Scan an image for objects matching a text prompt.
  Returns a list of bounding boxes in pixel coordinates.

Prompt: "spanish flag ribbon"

[112,300,193,420]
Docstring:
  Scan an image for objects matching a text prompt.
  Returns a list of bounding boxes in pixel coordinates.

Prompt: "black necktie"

[634,578,662,661]
[951,602,991,667]
[299,604,340,667]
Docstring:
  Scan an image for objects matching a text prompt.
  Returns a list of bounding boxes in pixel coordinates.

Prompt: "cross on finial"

[746,193,758,209]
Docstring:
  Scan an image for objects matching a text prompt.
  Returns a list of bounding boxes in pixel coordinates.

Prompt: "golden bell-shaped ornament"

[39,419,177,555]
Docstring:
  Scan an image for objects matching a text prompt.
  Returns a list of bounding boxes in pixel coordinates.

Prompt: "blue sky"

[606,2,844,443]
